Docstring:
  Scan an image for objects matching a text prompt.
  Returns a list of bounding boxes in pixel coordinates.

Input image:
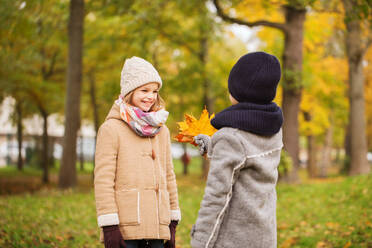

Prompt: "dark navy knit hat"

[228,52,281,104]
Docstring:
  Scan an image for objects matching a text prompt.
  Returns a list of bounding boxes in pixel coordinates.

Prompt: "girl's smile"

[131,82,159,112]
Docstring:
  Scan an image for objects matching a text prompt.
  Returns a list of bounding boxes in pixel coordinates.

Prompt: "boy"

[191,52,283,248]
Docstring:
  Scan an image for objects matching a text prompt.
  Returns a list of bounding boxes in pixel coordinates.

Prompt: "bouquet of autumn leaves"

[175,108,217,146]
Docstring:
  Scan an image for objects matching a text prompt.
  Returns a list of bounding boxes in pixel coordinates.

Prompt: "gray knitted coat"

[191,127,283,248]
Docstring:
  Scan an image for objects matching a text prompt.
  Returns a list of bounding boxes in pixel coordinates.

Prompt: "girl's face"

[131,82,159,112]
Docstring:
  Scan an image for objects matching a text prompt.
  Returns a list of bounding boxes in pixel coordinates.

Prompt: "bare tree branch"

[157,26,198,56]
[27,89,47,116]
[44,50,59,79]
[213,0,288,33]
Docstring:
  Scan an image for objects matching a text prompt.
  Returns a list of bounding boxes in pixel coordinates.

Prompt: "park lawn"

[276,175,371,248]
[0,165,94,195]
[0,159,371,247]
[0,162,96,176]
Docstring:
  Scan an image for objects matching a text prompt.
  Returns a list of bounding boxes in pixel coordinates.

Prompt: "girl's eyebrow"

[143,87,159,90]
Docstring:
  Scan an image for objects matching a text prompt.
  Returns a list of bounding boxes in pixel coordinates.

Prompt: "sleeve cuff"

[171,209,181,221]
[97,213,120,227]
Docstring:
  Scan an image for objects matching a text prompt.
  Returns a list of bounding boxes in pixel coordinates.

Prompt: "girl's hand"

[164,220,178,248]
[103,225,126,248]
[194,134,211,156]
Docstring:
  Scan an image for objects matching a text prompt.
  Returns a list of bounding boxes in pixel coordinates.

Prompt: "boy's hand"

[194,134,211,156]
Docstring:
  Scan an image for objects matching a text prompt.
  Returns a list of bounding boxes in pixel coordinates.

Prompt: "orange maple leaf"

[175,108,217,146]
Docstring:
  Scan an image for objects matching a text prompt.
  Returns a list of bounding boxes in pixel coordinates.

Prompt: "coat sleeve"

[190,130,245,248]
[164,127,181,221]
[94,123,119,227]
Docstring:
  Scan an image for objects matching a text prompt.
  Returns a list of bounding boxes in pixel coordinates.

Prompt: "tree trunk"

[343,0,370,175]
[182,143,188,175]
[80,135,84,171]
[199,32,213,178]
[200,37,214,114]
[59,0,84,188]
[212,1,307,183]
[281,6,306,182]
[335,147,341,165]
[49,137,55,168]
[319,126,333,178]
[16,101,23,171]
[303,111,317,178]
[344,121,351,171]
[35,136,42,168]
[88,70,99,171]
[307,135,317,178]
[88,70,99,135]
[41,111,49,183]
[344,78,352,172]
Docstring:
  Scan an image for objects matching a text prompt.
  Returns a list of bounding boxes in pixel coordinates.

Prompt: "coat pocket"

[115,190,140,225]
[159,189,171,225]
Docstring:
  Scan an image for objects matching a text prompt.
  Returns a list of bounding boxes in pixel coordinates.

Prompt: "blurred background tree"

[0,0,67,183]
[1,1,371,247]
[0,0,371,187]
[342,0,371,175]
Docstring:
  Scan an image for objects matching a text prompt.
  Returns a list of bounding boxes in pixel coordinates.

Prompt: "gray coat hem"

[190,236,207,248]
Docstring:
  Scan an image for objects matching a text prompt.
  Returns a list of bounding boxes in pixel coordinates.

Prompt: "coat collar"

[211,102,283,136]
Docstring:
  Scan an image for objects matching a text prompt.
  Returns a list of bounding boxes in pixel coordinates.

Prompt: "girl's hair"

[123,83,165,112]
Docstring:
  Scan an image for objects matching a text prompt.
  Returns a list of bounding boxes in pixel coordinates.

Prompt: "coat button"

[151,149,156,160]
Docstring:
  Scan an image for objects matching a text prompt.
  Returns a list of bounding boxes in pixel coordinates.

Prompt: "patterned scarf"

[115,95,169,137]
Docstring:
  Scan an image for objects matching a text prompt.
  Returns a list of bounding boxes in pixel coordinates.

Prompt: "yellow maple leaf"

[175,108,217,146]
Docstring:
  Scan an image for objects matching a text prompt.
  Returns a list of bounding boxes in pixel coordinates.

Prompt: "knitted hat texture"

[228,52,281,104]
[120,56,162,96]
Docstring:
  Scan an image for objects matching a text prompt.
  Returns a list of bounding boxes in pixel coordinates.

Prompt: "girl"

[94,56,181,248]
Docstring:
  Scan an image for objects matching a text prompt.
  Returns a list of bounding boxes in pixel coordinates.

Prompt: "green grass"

[173,157,203,176]
[0,190,99,248]
[0,161,95,177]
[0,166,44,177]
[0,160,371,247]
[276,175,372,248]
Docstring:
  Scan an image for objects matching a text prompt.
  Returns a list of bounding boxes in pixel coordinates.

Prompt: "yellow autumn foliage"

[256,6,349,145]
[235,0,284,24]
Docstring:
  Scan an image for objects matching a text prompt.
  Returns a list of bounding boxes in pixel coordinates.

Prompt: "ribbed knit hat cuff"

[120,80,162,96]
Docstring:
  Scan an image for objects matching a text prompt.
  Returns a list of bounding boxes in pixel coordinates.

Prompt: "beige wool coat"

[94,104,181,241]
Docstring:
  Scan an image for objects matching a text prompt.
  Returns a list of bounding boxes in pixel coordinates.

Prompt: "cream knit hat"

[120,56,162,96]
